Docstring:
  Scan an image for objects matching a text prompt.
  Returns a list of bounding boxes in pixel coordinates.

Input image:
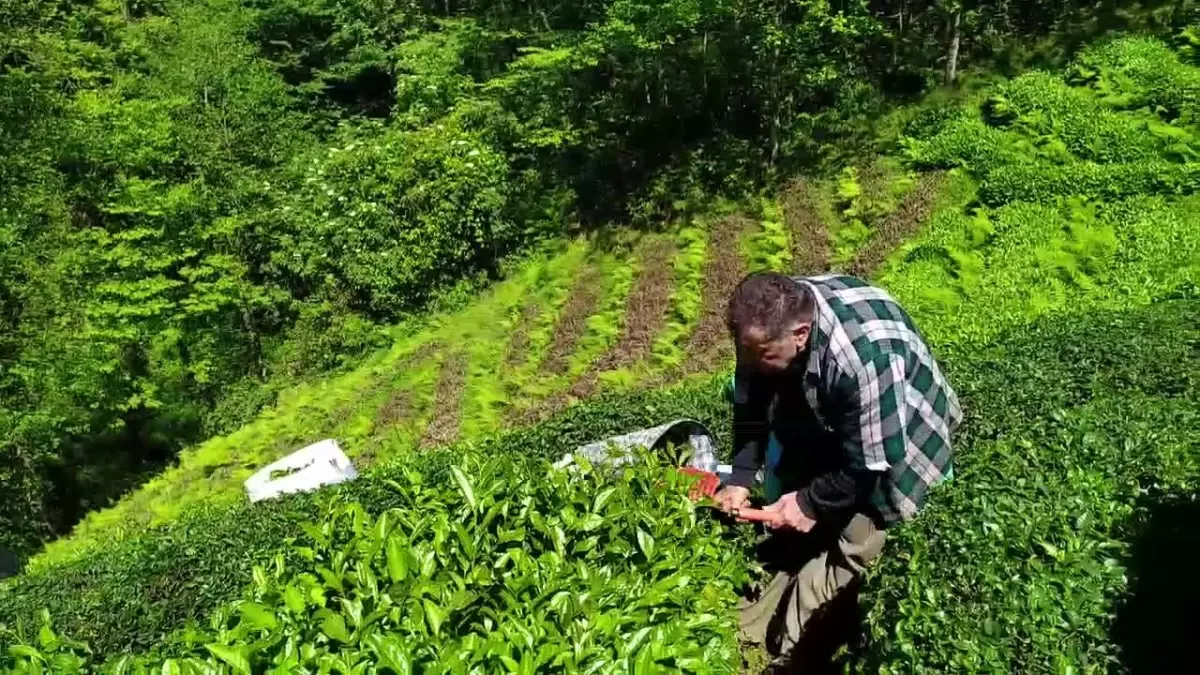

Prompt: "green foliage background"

[2,0,1200,670]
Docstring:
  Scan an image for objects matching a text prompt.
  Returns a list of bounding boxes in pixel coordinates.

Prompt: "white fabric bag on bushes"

[244,439,358,503]
[554,418,734,478]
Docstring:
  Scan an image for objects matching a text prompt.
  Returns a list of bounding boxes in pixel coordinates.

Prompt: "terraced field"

[31,161,941,569]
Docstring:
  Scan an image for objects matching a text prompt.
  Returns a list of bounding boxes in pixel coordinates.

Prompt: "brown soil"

[510,235,677,419]
[680,214,756,375]
[570,236,677,398]
[372,341,441,435]
[848,172,945,279]
[856,161,890,205]
[419,350,469,449]
[502,302,542,371]
[782,178,832,275]
[374,389,416,433]
[539,264,606,376]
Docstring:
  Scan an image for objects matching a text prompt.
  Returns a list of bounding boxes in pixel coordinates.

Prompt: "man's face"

[737,323,810,375]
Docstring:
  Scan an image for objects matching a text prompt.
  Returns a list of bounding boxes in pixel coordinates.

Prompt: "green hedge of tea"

[979,160,1200,204]
[0,375,733,659]
[4,449,755,673]
[1073,36,1200,120]
[907,37,1200,209]
[904,113,1023,170]
[857,299,1199,672]
[986,71,1176,163]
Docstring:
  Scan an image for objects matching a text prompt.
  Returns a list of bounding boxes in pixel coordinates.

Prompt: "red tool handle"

[676,467,783,526]
[733,507,782,526]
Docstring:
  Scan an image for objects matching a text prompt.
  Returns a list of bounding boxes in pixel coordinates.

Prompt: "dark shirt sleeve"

[795,468,879,520]
[728,365,770,489]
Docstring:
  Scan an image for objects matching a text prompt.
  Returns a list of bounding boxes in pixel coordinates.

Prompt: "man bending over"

[716,272,961,661]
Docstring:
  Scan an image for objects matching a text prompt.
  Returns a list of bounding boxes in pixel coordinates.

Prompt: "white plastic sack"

[555,418,749,484]
[556,418,722,470]
[244,439,358,503]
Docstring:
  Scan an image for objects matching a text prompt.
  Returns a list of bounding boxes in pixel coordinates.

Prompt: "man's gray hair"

[726,272,815,339]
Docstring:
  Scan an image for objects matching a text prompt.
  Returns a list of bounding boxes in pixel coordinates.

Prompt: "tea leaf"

[282,585,306,614]
[451,465,477,510]
[204,644,250,674]
[423,599,445,637]
[318,612,352,643]
[386,535,410,583]
[636,528,655,559]
[238,602,278,631]
[8,645,44,662]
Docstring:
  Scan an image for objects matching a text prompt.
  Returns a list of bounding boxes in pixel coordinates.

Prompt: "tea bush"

[858,299,1199,671]
[1073,37,1200,120]
[0,375,732,659]
[979,160,1200,204]
[903,113,1022,170]
[0,498,323,658]
[880,195,1200,348]
[907,36,1200,212]
[986,71,1171,163]
[4,448,753,672]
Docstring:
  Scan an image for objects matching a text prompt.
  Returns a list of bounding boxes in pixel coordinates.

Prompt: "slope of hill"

[3,34,1200,673]
[31,159,946,569]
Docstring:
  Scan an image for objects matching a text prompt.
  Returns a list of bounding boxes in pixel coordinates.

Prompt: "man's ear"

[791,321,811,349]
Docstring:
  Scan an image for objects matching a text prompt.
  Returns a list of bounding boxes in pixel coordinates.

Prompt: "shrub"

[4,449,754,672]
[901,102,970,141]
[0,374,732,660]
[266,121,523,319]
[1073,36,1200,121]
[979,160,1200,205]
[857,300,1200,671]
[902,113,1022,171]
[0,497,322,657]
[986,71,1171,164]
[883,195,1200,350]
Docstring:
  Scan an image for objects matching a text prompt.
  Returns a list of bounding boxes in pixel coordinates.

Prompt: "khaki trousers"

[738,512,887,657]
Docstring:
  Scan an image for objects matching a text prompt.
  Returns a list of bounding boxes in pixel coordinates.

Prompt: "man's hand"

[763,491,816,532]
[714,485,751,514]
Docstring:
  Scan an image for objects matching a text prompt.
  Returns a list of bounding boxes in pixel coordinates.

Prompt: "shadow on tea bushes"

[1110,494,1200,672]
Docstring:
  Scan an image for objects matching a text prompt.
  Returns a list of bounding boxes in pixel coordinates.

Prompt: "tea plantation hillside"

[27,157,946,570]
[3,35,1199,673]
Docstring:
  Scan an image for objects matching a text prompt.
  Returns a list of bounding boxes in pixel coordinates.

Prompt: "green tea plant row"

[0,375,737,663]
[857,299,1199,671]
[5,453,752,674]
[906,37,1200,207]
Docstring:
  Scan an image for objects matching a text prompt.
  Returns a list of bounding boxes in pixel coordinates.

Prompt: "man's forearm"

[729,369,769,489]
[727,440,761,488]
[795,468,879,520]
